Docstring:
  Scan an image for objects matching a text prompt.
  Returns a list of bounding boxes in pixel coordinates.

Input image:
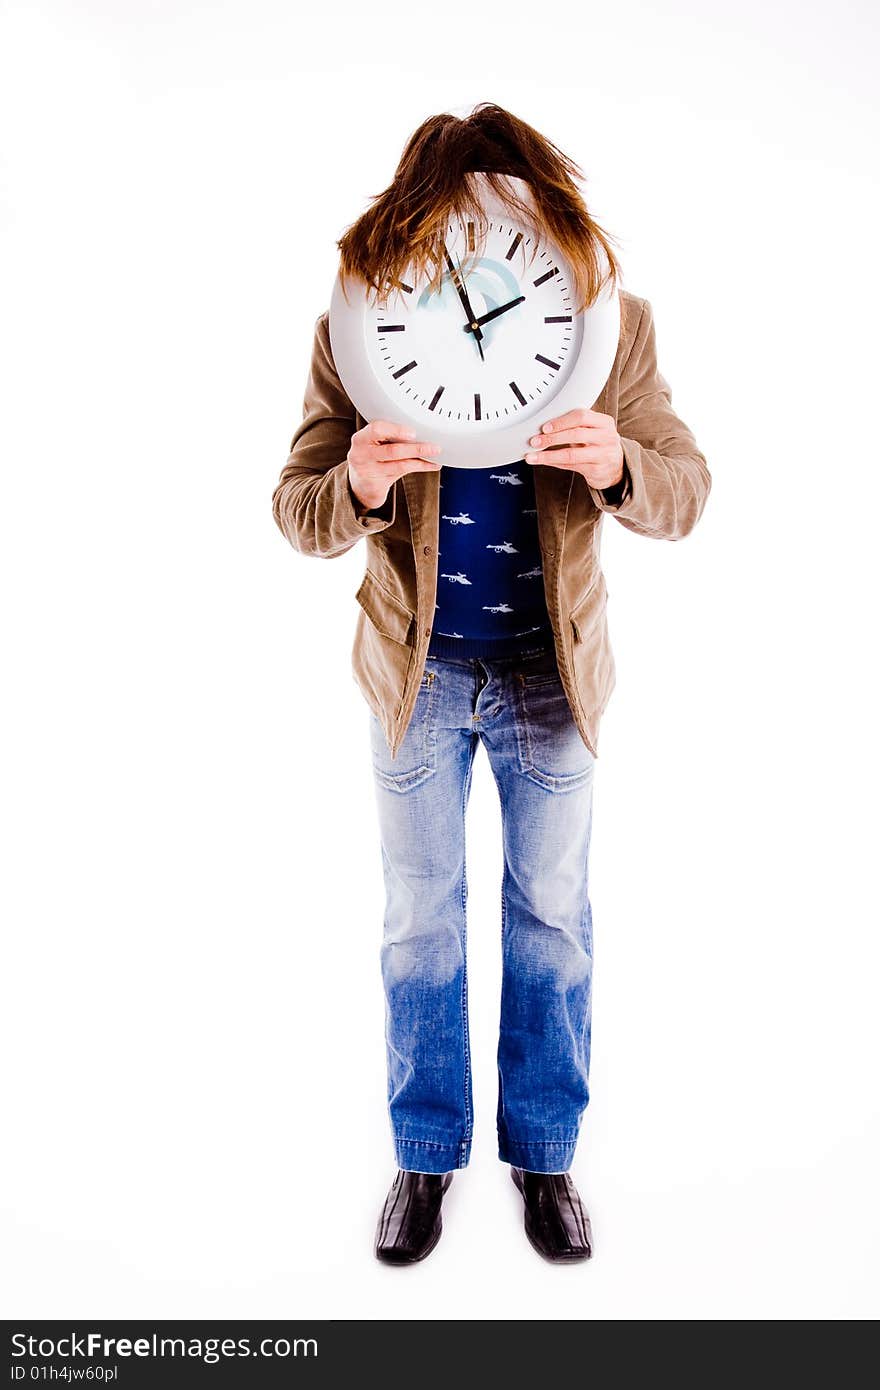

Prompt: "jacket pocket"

[570,572,608,644]
[355,568,416,647]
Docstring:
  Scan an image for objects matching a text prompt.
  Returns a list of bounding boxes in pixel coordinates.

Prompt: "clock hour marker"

[467,221,475,251]
[536,354,561,371]
[428,385,445,411]
[544,315,572,323]
[533,267,559,286]
[509,381,526,406]
[399,282,413,293]
[378,324,406,332]
[392,360,417,379]
[474,393,481,421]
[506,231,523,260]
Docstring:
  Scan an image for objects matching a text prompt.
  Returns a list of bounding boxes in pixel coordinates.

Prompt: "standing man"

[272,103,711,1264]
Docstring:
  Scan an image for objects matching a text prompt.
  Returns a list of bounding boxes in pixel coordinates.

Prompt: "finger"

[364,457,443,478]
[525,447,585,467]
[367,419,419,443]
[526,441,605,463]
[527,426,595,449]
[374,441,442,463]
[536,408,605,435]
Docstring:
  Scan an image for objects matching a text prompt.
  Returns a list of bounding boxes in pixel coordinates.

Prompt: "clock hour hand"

[463,295,526,333]
[443,245,485,361]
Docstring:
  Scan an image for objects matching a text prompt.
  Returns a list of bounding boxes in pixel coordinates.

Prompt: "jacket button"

[546,548,556,558]
[424,627,431,638]
[423,545,432,555]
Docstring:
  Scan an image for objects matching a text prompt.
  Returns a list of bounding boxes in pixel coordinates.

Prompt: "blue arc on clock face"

[364,219,582,432]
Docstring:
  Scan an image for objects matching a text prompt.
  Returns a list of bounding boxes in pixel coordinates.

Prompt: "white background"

[2,0,878,1321]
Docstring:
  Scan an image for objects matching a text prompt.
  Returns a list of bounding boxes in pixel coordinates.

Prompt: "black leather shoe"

[511,1166,593,1262]
[374,1170,454,1265]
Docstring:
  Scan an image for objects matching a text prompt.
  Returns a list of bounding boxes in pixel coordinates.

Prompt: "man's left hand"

[524,408,625,490]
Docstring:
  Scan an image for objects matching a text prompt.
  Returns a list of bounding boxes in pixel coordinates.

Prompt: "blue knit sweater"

[427,462,554,659]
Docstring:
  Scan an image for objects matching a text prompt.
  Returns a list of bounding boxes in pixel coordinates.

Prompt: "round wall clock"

[328,172,620,471]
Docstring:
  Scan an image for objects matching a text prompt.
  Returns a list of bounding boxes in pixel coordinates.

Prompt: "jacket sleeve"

[586,297,711,541]
[271,312,397,558]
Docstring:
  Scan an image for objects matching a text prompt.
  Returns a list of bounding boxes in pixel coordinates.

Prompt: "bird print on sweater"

[427,462,554,660]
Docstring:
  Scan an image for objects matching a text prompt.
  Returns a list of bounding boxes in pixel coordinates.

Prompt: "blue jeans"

[367,644,596,1175]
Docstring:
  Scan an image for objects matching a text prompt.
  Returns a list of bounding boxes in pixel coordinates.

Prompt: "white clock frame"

[328,173,620,471]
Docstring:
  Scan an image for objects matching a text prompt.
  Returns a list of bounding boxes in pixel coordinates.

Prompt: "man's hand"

[348,419,442,511]
[524,407,625,491]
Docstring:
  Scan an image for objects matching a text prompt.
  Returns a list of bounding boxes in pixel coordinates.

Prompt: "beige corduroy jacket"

[272,289,711,759]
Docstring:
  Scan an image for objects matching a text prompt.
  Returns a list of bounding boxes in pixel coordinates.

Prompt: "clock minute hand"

[463,295,526,333]
[443,245,485,361]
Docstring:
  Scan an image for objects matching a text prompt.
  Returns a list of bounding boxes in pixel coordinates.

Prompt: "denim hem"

[497,1136,579,1173]
[395,1137,471,1173]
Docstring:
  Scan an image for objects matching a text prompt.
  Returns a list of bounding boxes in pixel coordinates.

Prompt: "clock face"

[363,217,584,433]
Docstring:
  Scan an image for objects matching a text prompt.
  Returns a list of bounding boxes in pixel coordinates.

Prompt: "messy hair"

[337,102,623,314]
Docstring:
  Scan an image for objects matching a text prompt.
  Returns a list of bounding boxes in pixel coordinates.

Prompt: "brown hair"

[336,103,623,314]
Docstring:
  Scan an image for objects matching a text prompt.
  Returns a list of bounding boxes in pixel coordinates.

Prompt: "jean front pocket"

[370,670,438,794]
[514,669,595,794]
[515,646,562,689]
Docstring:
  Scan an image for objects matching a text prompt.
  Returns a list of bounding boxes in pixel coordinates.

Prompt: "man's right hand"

[347,420,442,511]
